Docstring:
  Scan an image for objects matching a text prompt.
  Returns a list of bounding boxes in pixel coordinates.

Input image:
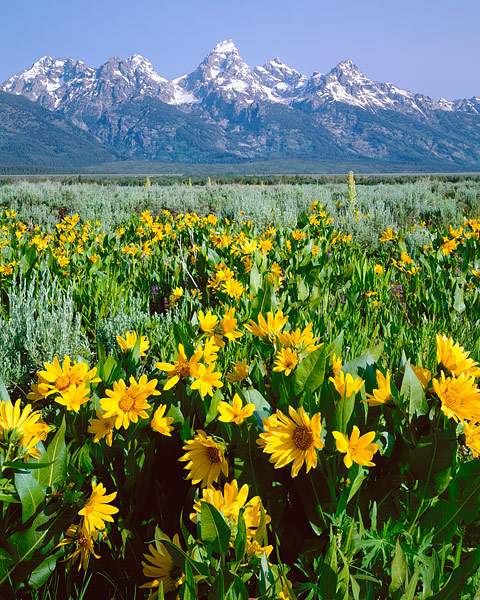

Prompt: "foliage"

[0,184,479,598]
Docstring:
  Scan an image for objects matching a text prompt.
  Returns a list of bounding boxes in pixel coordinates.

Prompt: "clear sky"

[1,0,478,100]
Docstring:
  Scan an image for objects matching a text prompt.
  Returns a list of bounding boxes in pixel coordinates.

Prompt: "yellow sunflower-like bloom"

[198,310,219,334]
[432,372,480,424]
[179,430,228,487]
[201,337,220,364]
[116,330,150,357]
[190,479,271,545]
[151,404,174,436]
[413,365,432,389]
[26,375,50,402]
[222,278,245,299]
[217,393,255,425]
[245,310,288,340]
[57,523,100,571]
[258,406,324,478]
[332,426,379,469]
[100,374,160,430]
[273,348,298,376]
[277,324,322,355]
[331,354,343,376]
[436,334,480,378]
[465,422,480,458]
[218,307,243,344]
[78,482,119,535]
[226,359,250,383]
[190,363,223,398]
[365,370,392,406]
[88,409,116,446]
[55,383,90,412]
[330,371,365,399]
[141,533,181,594]
[155,344,201,391]
[37,356,100,399]
[0,399,50,459]
[374,264,384,274]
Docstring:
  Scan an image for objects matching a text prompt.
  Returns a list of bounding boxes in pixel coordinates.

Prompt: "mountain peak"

[333,59,361,74]
[210,39,239,55]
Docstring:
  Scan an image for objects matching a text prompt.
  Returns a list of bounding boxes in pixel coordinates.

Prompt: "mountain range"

[1,40,480,170]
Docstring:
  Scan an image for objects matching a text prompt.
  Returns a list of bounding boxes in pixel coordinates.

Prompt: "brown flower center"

[206,445,221,463]
[292,426,314,450]
[443,389,461,410]
[176,361,191,378]
[55,375,71,391]
[118,394,135,413]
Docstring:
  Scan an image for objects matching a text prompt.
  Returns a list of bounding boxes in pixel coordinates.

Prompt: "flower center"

[55,375,70,391]
[118,394,135,413]
[292,426,314,450]
[176,361,190,377]
[443,389,462,409]
[206,446,221,463]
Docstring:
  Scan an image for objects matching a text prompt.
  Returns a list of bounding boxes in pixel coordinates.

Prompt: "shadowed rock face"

[2,41,480,168]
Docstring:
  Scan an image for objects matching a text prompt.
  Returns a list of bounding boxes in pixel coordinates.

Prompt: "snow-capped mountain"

[1,40,480,169]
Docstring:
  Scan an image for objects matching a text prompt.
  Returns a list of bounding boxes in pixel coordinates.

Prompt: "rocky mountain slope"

[2,40,479,168]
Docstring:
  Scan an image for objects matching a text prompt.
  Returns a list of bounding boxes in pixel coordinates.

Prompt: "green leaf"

[204,388,222,426]
[2,461,54,471]
[320,533,338,600]
[0,375,10,404]
[234,510,247,562]
[389,538,408,594]
[14,470,45,523]
[400,362,428,418]
[36,417,67,489]
[179,560,195,600]
[429,548,480,599]
[27,553,61,590]
[400,563,421,600]
[242,389,272,429]
[3,510,66,586]
[332,389,356,434]
[250,262,261,296]
[199,501,231,555]
[259,552,275,595]
[293,345,327,395]
[159,539,210,578]
[423,550,440,597]
[453,284,465,313]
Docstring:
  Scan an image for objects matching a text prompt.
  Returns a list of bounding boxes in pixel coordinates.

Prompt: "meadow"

[0,177,480,599]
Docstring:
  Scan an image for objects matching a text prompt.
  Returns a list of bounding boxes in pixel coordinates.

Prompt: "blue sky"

[1,0,478,100]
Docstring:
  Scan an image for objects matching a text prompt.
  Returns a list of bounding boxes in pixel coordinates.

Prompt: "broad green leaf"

[157,539,210,578]
[2,461,54,471]
[242,388,272,429]
[199,501,231,555]
[400,362,428,417]
[0,375,10,404]
[293,345,327,395]
[36,418,66,489]
[389,538,407,594]
[204,388,222,426]
[14,470,45,523]
[249,262,261,296]
[319,534,338,600]
[179,560,195,600]
[234,509,247,562]
[423,550,440,597]
[453,284,465,313]
[429,547,480,599]
[259,552,275,595]
[400,563,421,600]
[332,390,356,434]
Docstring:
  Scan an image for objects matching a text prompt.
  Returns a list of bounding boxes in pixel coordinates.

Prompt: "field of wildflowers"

[1,178,480,599]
